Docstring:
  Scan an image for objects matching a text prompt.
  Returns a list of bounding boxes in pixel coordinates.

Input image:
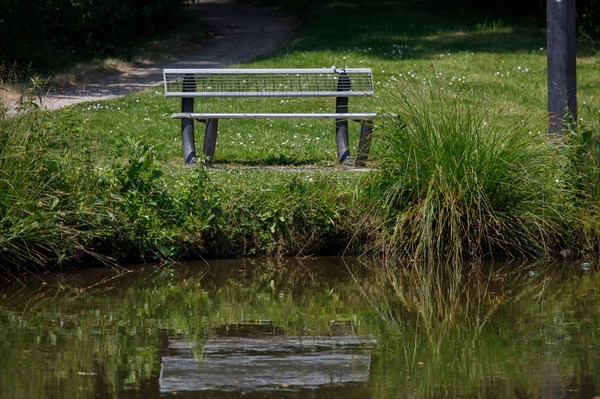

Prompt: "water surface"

[0,257,598,398]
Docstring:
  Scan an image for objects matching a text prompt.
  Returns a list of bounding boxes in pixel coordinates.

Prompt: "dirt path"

[15,0,297,111]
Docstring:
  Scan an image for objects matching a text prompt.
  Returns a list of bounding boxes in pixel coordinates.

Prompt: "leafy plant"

[112,140,225,261]
[563,118,600,251]
[218,173,350,257]
[113,141,179,260]
[566,121,600,204]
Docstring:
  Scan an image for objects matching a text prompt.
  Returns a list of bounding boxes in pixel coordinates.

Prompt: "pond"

[0,257,598,399]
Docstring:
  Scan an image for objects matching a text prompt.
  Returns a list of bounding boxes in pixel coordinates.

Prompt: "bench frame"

[163,68,377,166]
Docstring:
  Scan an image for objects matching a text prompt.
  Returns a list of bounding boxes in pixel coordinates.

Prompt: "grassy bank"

[1,0,599,272]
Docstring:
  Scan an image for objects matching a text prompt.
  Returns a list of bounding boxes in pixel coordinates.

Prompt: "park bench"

[162,68,377,166]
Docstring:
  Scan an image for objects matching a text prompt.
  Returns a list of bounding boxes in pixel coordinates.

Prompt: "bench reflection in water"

[159,322,376,394]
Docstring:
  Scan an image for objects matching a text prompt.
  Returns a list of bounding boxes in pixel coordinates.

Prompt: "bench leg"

[202,118,219,164]
[336,95,350,163]
[336,120,350,163]
[181,97,197,165]
[355,120,373,167]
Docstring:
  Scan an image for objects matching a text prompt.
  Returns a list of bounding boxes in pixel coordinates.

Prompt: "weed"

[217,172,351,257]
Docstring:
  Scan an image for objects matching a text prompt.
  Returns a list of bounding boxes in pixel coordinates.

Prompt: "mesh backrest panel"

[163,69,373,97]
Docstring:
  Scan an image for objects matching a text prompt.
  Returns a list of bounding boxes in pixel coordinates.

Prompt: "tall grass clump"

[565,119,600,250]
[0,93,112,272]
[365,81,574,264]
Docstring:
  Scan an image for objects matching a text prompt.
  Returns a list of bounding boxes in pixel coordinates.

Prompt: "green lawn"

[61,0,598,169]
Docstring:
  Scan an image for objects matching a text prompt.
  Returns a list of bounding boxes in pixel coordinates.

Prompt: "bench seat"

[171,112,378,120]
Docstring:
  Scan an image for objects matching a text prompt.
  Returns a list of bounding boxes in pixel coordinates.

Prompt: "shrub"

[564,119,600,251]
[567,121,600,204]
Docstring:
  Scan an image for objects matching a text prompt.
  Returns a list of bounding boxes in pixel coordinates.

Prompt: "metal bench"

[162,68,377,165]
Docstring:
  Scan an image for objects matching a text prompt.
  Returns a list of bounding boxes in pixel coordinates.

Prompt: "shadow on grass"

[213,154,327,167]
[252,0,553,58]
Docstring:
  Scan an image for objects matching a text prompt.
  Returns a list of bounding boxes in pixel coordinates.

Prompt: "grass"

[0,102,113,271]
[362,81,575,262]
[59,0,599,168]
[1,0,599,271]
[63,90,370,167]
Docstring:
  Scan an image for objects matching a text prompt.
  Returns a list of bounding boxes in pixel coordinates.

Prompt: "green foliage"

[113,141,176,259]
[0,101,112,271]
[364,81,575,263]
[0,0,185,71]
[579,0,600,42]
[112,141,223,261]
[567,121,600,204]
[563,120,600,251]
[218,173,351,257]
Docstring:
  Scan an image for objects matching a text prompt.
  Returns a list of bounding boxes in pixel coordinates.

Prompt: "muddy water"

[0,257,598,399]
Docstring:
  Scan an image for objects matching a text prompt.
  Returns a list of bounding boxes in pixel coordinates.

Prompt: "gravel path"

[26,0,296,111]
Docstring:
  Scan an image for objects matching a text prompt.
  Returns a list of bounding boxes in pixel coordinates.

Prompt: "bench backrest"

[163,68,374,98]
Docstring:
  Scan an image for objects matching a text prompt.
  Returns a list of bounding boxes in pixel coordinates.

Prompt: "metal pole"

[182,75,197,164]
[336,73,351,163]
[547,0,577,134]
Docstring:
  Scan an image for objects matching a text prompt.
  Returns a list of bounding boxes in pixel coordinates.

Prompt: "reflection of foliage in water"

[0,259,599,399]
[362,260,600,399]
[0,258,370,399]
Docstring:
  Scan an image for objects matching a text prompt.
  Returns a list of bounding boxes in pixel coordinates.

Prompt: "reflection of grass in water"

[362,261,536,341]
[365,262,515,398]
[363,260,600,399]
[2,259,599,398]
